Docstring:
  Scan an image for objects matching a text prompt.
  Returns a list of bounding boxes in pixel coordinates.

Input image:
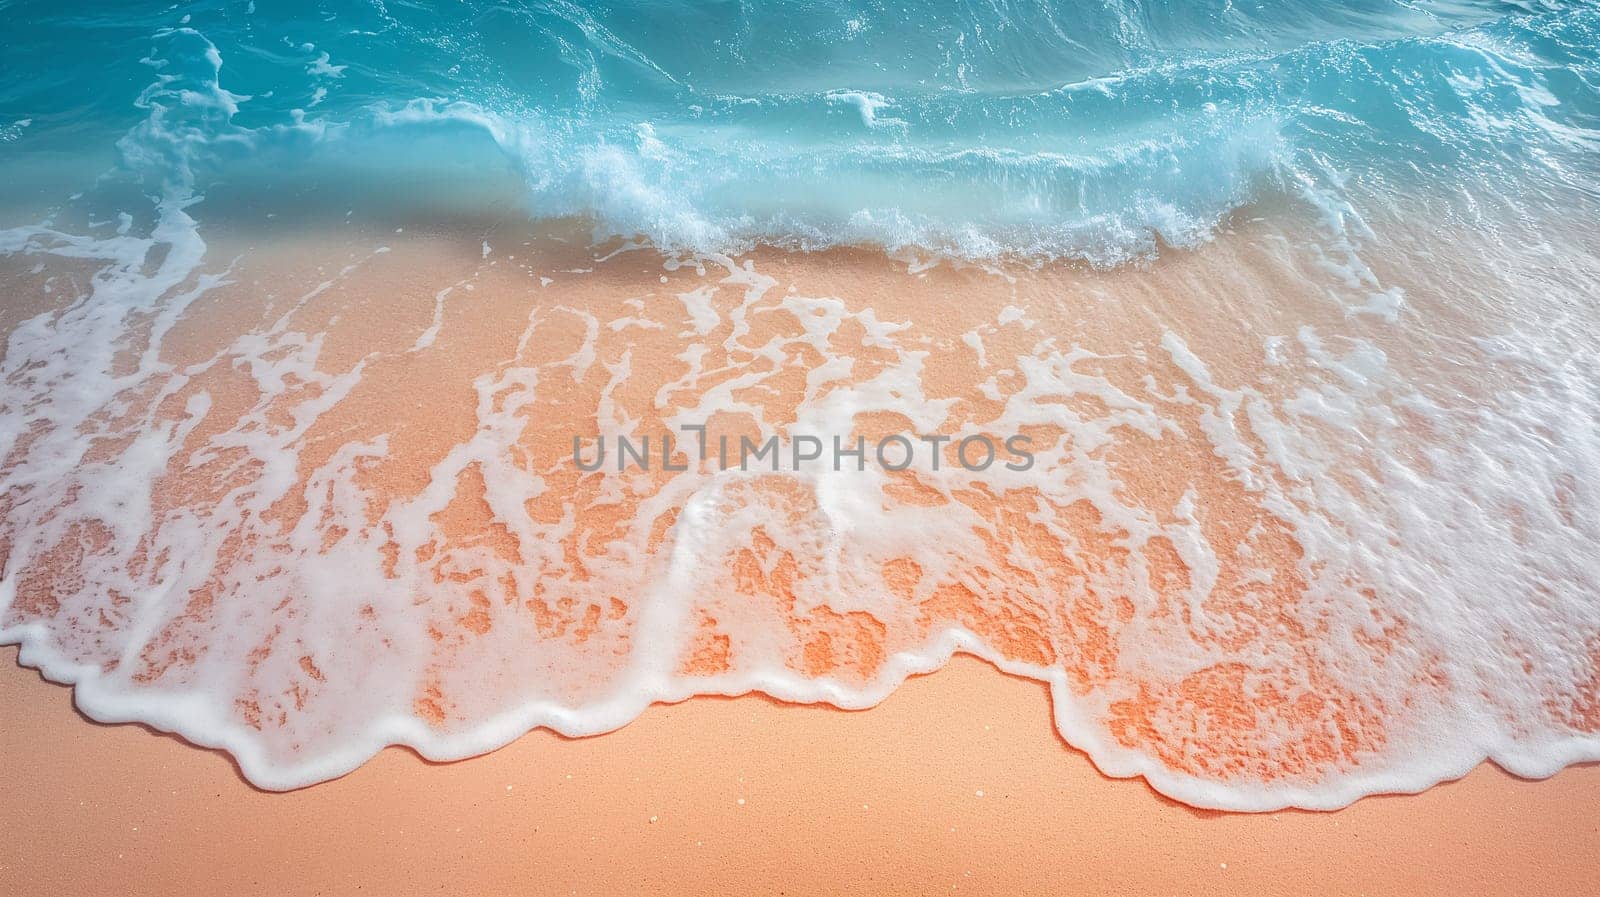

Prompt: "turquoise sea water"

[3,1,1597,259]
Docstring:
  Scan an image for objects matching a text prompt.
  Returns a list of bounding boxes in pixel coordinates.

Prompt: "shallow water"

[3,1,1600,808]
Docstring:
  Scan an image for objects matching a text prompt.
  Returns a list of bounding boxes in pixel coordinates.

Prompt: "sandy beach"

[6,209,1600,802]
[7,5,1600,895]
[2,217,1492,795]
[6,645,1600,896]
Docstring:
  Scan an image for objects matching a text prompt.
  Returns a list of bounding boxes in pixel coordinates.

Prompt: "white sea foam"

[6,183,1600,808]
[4,16,1600,812]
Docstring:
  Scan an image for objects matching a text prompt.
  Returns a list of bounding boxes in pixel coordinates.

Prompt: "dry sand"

[5,645,1599,896]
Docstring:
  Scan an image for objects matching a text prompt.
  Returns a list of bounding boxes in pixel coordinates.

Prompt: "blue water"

[2,1,1598,258]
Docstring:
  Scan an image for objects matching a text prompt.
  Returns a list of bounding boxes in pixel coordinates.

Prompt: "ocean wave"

[4,3,1595,262]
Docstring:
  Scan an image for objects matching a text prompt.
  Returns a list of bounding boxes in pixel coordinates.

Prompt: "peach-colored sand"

[3,222,1467,792]
[4,645,1599,897]
[8,222,1600,892]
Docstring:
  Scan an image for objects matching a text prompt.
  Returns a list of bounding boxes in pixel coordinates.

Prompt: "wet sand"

[6,216,1600,892]
[5,644,1600,896]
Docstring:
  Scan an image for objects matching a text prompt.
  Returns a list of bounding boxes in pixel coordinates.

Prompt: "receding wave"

[3,2,1600,810]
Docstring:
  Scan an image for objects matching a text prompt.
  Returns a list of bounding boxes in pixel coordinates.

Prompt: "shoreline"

[6,6,1600,893]
[7,644,1600,896]
[4,221,1600,809]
